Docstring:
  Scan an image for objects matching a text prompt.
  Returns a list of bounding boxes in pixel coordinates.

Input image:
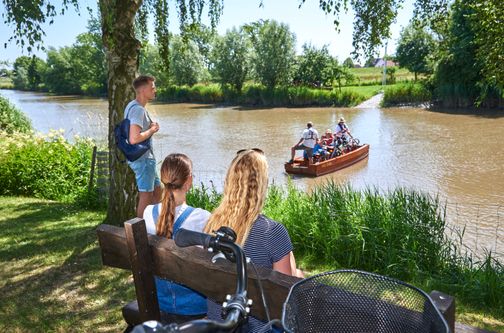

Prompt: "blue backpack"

[114,102,151,162]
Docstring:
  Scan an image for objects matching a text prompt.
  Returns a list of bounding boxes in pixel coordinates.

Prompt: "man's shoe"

[287,159,294,164]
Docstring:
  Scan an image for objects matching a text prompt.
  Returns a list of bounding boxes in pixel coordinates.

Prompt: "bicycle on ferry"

[132,227,450,333]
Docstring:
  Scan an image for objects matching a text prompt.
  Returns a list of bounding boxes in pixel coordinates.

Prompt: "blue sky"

[0,0,415,65]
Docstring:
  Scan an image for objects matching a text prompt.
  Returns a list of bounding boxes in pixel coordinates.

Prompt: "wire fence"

[443,202,503,259]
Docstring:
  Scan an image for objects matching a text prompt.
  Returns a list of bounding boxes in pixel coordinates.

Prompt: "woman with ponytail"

[204,149,303,332]
[143,153,210,318]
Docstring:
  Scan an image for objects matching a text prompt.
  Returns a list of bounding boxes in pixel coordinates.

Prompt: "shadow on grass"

[0,198,133,332]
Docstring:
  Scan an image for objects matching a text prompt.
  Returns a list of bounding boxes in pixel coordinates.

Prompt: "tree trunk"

[100,0,143,224]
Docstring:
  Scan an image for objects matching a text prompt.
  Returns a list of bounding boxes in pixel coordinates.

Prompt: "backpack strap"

[173,206,195,236]
[124,101,137,120]
[152,204,195,238]
[152,203,160,223]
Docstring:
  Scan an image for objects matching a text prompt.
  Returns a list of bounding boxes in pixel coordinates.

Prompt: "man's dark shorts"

[294,143,313,158]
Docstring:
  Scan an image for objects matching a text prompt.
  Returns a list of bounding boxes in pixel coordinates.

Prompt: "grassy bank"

[157,83,370,107]
[382,82,432,107]
[1,185,503,331]
[341,84,382,99]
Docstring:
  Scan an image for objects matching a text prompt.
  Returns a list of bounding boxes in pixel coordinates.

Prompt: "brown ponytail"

[156,154,193,238]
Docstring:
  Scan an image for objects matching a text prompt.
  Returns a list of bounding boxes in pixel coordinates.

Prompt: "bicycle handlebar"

[174,228,213,249]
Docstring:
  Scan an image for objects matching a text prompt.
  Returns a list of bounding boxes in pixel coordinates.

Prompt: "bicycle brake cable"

[249,260,271,323]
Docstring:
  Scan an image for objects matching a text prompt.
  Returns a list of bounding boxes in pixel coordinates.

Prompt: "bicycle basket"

[282,270,449,333]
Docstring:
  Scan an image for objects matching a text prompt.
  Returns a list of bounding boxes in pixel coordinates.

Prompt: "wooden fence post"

[88,146,97,193]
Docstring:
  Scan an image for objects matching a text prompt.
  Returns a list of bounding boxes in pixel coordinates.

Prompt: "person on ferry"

[334,117,351,144]
[289,121,319,164]
[321,129,334,146]
[304,138,330,162]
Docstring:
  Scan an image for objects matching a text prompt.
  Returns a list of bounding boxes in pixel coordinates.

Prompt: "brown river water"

[2,89,503,257]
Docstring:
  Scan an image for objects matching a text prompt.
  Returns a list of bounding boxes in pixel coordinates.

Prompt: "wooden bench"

[96,218,456,331]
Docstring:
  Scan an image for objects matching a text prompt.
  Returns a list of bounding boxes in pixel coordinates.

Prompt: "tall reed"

[382,82,432,107]
[187,181,504,315]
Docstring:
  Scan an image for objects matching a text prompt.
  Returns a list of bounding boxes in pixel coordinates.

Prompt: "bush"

[157,83,366,107]
[0,130,97,204]
[0,95,32,134]
[157,84,224,103]
[382,82,432,106]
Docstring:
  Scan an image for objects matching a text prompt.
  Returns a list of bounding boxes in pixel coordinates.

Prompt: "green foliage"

[0,77,14,89]
[298,0,449,58]
[43,23,107,95]
[157,83,366,107]
[44,47,82,94]
[343,57,355,68]
[69,23,107,95]
[247,20,296,89]
[0,95,32,133]
[0,130,97,204]
[169,36,209,86]
[433,0,503,107]
[382,82,432,106]
[396,23,436,81]
[328,62,357,91]
[11,18,107,96]
[12,55,46,90]
[211,28,251,92]
[187,182,222,212]
[139,44,170,87]
[0,60,11,78]
[294,43,334,87]
[157,84,224,103]
[386,66,396,84]
[182,23,217,69]
[469,0,504,91]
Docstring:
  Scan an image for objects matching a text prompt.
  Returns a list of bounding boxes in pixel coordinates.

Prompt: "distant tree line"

[6,19,357,95]
[6,0,503,108]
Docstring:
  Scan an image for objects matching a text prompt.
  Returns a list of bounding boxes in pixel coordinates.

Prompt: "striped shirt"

[207,214,293,332]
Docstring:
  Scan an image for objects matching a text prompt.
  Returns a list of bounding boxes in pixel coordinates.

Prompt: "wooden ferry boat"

[284,144,370,177]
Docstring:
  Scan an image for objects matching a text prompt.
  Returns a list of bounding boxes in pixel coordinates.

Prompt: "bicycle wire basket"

[282,270,450,333]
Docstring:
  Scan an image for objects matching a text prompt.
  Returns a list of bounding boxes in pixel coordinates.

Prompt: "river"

[2,89,503,257]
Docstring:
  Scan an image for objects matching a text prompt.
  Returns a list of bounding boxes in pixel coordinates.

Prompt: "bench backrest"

[96,218,301,323]
[97,218,456,331]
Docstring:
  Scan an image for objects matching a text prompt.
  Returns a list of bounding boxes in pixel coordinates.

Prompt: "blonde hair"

[157,153,192,238]
[204,150,269,245]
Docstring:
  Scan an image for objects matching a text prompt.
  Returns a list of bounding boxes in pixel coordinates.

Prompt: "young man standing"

[125,75,161,217]
[289,121,319,164]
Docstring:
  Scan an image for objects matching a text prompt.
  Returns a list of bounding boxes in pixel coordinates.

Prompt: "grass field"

[0,196,133,332]
[0,77,13,89]
[341,84,383,99]
[349,67,416,84]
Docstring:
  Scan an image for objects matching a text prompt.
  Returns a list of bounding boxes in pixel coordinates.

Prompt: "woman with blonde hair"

[205,149,302,332]
[143,153,210,318]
